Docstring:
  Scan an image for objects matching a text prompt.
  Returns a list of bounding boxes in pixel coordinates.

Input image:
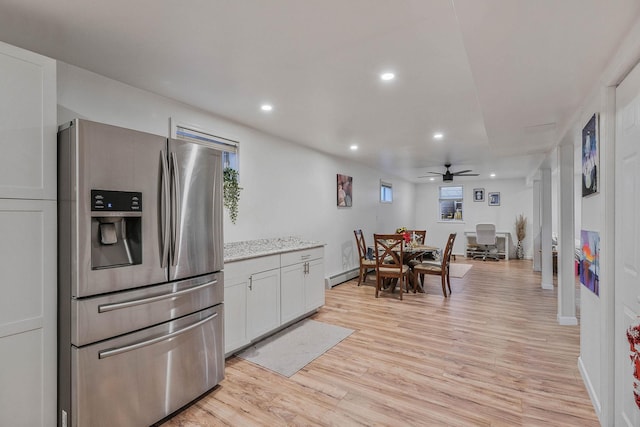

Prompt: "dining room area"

[354,228,458,300]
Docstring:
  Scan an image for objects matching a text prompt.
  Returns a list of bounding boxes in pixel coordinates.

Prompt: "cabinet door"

[247,269,281,341]
[0,42,56,200]
[281,263,305,324]
[223,276,249,356]
[0,199,56,427]
[305,258,325,311]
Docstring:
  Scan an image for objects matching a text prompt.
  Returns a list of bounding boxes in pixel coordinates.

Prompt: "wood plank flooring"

[161,259,599,426]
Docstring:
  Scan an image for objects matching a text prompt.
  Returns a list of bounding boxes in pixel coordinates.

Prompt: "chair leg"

[398,277,403,300]
[440,273,447,297]
[357,266,363,286]
[375,275,380,298]
[447,270,452,295]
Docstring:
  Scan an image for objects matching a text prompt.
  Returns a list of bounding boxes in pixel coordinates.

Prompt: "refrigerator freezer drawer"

[72,272,223,346]
[70,305,224,427]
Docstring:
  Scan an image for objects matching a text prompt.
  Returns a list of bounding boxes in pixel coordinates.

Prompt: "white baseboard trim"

[578,356,602,419]
[324,268,360,288]
[541,282,554,290]
[557,315,578,325]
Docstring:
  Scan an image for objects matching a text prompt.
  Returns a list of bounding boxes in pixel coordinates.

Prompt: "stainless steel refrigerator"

[57,119,224,427]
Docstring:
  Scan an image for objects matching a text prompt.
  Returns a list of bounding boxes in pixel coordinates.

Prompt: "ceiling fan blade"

[454,173,480,176]
[451,170,472,175]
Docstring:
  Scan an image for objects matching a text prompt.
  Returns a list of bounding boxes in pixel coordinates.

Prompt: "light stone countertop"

[224,236,324,263]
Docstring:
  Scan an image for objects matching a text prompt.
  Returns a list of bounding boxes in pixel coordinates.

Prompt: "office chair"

[473,224,499,261]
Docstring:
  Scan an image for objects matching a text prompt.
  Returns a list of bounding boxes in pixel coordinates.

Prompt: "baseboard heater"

[324,268,359,288]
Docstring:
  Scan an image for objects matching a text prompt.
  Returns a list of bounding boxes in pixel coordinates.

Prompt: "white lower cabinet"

[225,267,282,355]
[246,268,281,340]
[224,246,325,356]
[281,247,325,324]
[224,254,280,356]
[281,263,306,324]
[223,275,249,355]
[304,257,325,311]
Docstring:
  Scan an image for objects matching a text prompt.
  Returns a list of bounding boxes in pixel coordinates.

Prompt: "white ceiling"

[1,0,638,182]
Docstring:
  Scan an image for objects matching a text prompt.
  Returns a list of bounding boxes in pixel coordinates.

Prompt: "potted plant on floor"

[515,213,527,259]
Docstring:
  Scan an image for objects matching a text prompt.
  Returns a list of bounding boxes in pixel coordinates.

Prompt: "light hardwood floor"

[161,259,599,426]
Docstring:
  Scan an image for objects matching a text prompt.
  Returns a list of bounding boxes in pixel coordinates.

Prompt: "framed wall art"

[473,188,485,202]
[580,230,600,296]
[337,174,353,207]
[488,192,500,206]
[582,113,599,197]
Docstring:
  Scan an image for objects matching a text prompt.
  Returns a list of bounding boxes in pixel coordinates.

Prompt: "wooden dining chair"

[406,230,426,245]
[412,233,457,297]
[353,229,376,286]
[373,234,410,300]
[405,229,427,265]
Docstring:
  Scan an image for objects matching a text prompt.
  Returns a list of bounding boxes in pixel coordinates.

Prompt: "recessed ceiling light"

[261,104,273,112]
[433,132,444,140]
[350,145,358,151]
[380,72,395,81]
[430,177,435,181]
[490,173,496,177]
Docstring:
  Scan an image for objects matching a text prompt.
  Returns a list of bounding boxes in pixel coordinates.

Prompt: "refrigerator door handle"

[160,151,170,268]
[97,280,218,313]
[98,312,218,359]
[170,152,181,266]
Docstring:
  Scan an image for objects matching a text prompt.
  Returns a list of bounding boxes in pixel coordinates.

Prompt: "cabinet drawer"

[224,254,280,281]
[281,246,324,267]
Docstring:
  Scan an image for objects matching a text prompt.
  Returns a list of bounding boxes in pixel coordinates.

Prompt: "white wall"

[413,179,533,258]
[571,18,640,423]
[57,62,415,280]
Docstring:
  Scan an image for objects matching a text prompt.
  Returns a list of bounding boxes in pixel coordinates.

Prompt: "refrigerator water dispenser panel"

[91,189,142,211]
[91,190,143,270]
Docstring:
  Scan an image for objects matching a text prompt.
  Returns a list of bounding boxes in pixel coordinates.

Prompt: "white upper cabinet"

[0,41,56,200]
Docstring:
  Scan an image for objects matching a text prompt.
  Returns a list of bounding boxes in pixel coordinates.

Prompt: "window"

[380,181,393,203]
[439,185,463,220]
[171,118,239,172]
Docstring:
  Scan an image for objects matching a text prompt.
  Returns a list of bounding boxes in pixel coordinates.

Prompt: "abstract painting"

[580,229,600,296]
[582,113,599,197]
[337,174,353,207]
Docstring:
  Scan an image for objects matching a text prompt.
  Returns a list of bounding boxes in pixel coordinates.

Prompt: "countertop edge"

[224,241,325,263]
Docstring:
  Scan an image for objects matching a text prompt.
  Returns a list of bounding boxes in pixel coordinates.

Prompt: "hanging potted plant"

[223,167,242,224]
[515,213,527,259]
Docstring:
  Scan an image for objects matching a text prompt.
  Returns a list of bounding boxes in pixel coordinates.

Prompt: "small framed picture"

[473,188,485,202]
[488,192,501,206]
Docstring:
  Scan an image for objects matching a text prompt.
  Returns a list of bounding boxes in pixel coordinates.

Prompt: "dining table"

[370,242,441,293]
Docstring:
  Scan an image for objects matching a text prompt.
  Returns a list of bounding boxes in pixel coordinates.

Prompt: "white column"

[532,178,542,271]
[541,167,553,289]
[558,143,577,324]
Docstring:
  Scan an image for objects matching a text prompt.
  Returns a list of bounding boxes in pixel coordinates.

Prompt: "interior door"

[615,60,640,426]
[168,138,223,281]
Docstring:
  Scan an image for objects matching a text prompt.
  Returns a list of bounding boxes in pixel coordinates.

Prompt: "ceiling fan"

[419,163,479,182]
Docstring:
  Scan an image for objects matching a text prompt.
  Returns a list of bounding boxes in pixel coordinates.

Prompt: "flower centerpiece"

[395,227,411,244]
